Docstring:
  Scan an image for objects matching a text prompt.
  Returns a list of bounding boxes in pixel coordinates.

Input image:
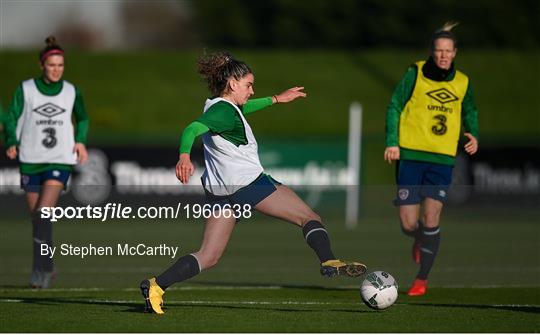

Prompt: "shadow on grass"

[0,284,37,289]
[0,296,370,314]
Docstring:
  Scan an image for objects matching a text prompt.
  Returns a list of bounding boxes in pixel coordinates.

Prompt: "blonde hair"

[436,21,459,34]
[430,21,459,50]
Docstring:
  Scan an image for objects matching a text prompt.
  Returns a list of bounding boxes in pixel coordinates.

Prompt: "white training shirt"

[201,97,264,196]
[16,79,77,164]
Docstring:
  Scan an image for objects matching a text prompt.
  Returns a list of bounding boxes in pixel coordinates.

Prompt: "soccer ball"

[360,271,398,310]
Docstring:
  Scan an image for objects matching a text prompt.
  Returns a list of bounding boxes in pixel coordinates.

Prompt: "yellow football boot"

[140,277,165,314]
[320,259,367,277]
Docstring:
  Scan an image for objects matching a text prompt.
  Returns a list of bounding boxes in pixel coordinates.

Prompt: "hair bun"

[216,52,232,68]
[45,36,57,46]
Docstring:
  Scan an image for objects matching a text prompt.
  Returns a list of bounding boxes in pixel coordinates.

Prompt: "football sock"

[155,254,201,290]
[416,226,441,280]
[401,220,422,238]
[32,214,54,272]
[302,220,336,263]
[32,217,39,272]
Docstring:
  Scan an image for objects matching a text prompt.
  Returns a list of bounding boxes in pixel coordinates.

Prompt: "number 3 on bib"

[42,127,57,148]
[432,114,447,136]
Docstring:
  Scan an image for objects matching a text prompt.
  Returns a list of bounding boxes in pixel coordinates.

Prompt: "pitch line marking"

[25,287,277,293]
[90,299,359,306]
[0,298,358,306]
[1,298,539,310]
[1,284,539,293]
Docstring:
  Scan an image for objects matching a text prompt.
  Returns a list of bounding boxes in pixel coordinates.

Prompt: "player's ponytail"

[197,52,252,97]
[39,35,64,64]
[430,22,459,51]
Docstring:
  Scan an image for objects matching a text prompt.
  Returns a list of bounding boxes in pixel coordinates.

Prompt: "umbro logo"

[33,103,65,118]
[426,88,459,104]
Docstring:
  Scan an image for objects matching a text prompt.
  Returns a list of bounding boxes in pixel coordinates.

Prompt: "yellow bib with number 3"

[399,61,468,157]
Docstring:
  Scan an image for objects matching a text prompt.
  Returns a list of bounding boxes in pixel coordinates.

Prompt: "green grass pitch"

[1,286,538,332]
[1,204,539,332]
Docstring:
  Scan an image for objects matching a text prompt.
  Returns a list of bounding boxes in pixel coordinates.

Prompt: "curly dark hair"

[197,52,252,97]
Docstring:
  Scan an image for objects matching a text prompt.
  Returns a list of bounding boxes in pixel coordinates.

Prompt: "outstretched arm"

[176,121,210,184]
[273,86,307,104]
[242,87,307,115]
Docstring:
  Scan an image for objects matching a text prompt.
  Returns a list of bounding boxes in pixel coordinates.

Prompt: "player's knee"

[204,258,220,269]
[299,211,321,227]
[197,252,222,270]
[399,215,417,232]
[423,210,441,227]
[423,213,441,228]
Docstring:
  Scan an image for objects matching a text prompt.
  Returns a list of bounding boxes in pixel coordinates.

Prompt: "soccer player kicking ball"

[384,22,479,296]
[140,52,366,314]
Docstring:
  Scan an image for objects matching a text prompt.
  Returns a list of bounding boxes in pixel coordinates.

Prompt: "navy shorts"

[394,160,453,205]
[21,169,71,193]
[205,173,281,209]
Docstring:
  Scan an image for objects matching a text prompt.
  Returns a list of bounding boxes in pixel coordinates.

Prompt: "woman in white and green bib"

[140,52,367,314]
[4,36,89,289]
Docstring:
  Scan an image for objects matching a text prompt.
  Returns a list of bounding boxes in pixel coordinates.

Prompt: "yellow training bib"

[399,61,468,157]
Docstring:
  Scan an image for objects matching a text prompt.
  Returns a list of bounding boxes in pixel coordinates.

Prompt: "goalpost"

[345,102,362,229]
